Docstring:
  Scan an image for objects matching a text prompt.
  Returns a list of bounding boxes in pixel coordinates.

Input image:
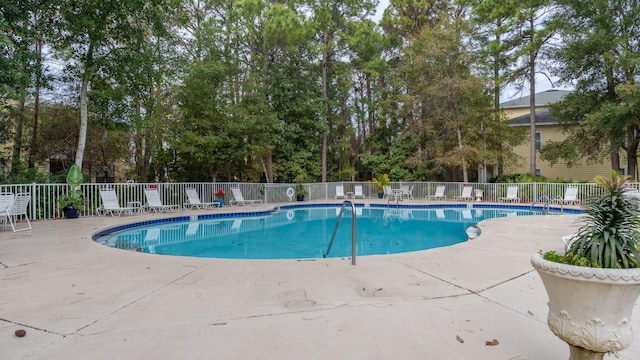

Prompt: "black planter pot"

[63,205,80,219]
[296,194,305,201]
[378,193,384,199]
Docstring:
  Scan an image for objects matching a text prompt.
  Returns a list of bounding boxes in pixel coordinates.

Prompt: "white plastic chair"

[383,186,393,200]
[0,193,32,232]
[562,233,579,252]
[0,192,14,229]
[335,185,346,199]
[354,185,365,199]
[230,188,263,206]
[498,186,520,203]
[99,189,139,216]
[184,188,218,209]
[454,187,474,201]
[552,187,580,205]
[401,185,413,199]
[144,189,180,213]
[426,186,446,200]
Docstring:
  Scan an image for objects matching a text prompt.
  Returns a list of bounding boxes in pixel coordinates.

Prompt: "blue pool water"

[94,204,573,259]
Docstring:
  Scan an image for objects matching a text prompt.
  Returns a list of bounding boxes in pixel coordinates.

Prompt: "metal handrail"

[324,201,357,265]
[531,195,551,214]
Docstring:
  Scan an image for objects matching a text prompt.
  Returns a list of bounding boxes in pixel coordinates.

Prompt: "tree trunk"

[457,127,468,182]
[321,31,329,182]
[266,148,273,183]
[29,37,44,169]
[366,73,373,136]
[627,126,638,180]
[610,149,620,173]
[76,73,89,171]
[75,43,93,171]
[11,98,25,174]
[29,91,40,169]
[529,22,537,176]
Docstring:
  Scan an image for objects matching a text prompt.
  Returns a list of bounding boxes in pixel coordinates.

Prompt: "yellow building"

[501,89,611,181]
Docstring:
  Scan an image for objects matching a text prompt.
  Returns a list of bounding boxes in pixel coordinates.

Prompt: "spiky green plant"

[371,173,391,194]
[566,171,640,268]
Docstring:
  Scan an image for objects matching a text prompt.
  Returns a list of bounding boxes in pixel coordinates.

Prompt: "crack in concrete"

[0,318,66,337]
[72,261,214,334]
[400,262,475,294]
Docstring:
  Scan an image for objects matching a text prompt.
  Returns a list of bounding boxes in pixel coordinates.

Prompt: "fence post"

[31,182,37,220]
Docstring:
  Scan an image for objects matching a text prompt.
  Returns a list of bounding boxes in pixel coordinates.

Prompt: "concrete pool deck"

[1,201,638,359]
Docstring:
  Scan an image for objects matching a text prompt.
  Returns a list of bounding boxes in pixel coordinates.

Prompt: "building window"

[620,168,627,176]
[535,132,542,151]
[536,168,542,176]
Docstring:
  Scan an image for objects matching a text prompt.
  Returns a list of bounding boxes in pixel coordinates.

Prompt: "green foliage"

[492,173,586,184]
[58,164,86,210]
[564,171,640,268]
[371,173,391,194]
[0,161,49,184]
[295,184,308,196]
[541,251,591,267]
[66,164,83,188]
[8,0,616,184]
[547,0,640,175]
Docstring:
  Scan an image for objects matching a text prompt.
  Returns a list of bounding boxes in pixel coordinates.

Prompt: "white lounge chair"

[383,185,402,201]
[426,186,446,200]
[383,185,393,200]
[144,189,180,213]
[335,185,346,199]
[0,193,32,232]
[454,186,474,201]
[354,185,365,199]
[185,188,218,209]
[623,188,639,199]
[562,233,579,252]
[230,188,263,206]
[498,186,520,203]
[99,189,139,216]
[401,185,413,199]
[552,187,580,205]
[0,192,14,229]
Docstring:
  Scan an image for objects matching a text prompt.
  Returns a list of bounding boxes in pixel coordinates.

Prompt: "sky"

[373,0,388,22]
[370,0,571,103]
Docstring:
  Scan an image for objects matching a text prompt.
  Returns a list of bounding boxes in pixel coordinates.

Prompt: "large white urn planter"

[531,253,640,360]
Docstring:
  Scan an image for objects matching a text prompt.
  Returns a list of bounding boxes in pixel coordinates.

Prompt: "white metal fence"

[0,181,603,221]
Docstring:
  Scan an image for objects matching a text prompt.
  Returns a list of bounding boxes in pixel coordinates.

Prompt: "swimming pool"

[94,204,576,259]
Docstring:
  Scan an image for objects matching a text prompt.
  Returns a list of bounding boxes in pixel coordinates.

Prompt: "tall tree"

[467,0,530,180]
[310,0,376,182]
[472,0,558,176]
[1,1,32,173]
[402,7,495,182]
[507,0,558,176]
[544,0,640,178]
[55,0,168,171]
